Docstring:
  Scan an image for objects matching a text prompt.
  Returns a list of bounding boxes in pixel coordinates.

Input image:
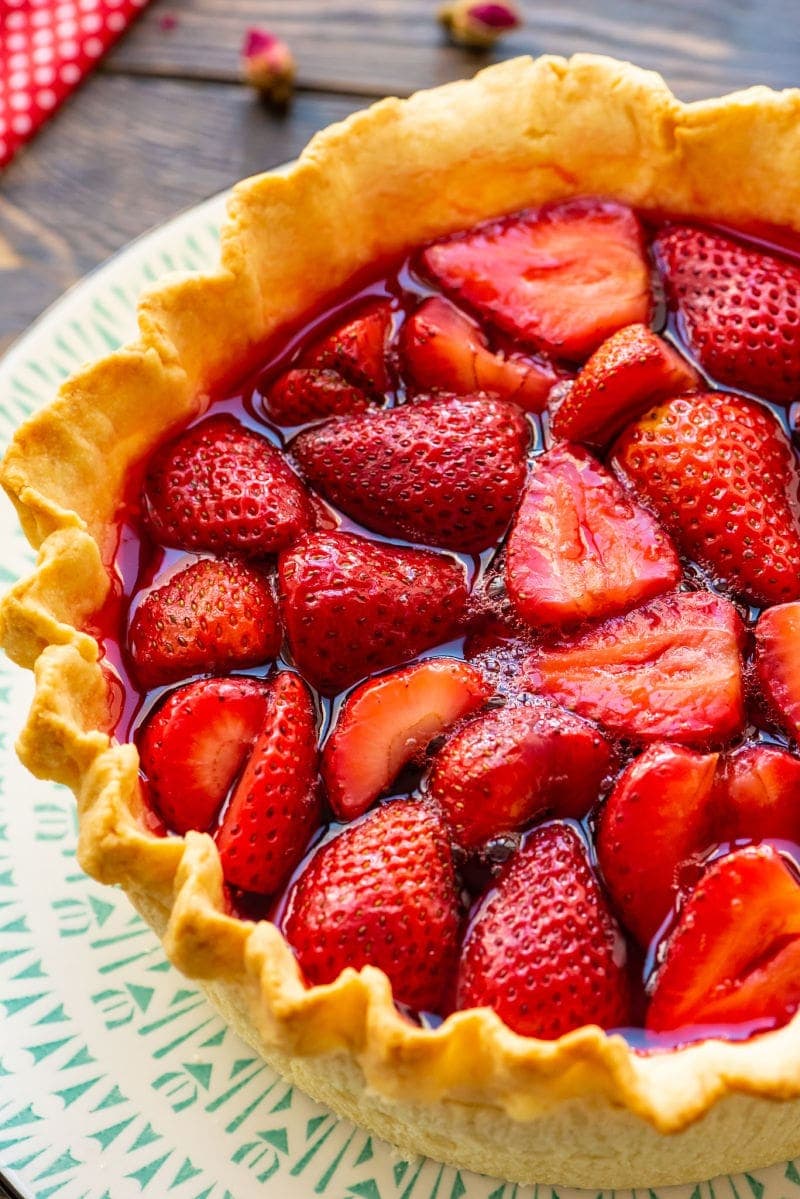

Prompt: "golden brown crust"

[5,54,800,1186]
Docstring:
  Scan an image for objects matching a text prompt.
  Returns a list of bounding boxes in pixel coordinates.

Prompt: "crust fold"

[5,54,800,1186]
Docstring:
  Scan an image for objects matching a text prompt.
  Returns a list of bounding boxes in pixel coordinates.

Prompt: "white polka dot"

[57,19,79,37]
[7,12,26,30]
[60,62,81,83]
[84,36,103,56]
[56,2,75,15]
[34,65,56,85]
[32,8,52,25]
[79,0,99,8]
[36,89,58,110]
[32,27,55,45]
[11,114,33,135]
[32,46,55,65]
[0,118,7,135]
[81,13,103,33]
[7,34,27,51]
[9,71,30,90]
[9,93,30,112]
[59,39,80,57]
[107,11,126,30]
[9,52,30,70]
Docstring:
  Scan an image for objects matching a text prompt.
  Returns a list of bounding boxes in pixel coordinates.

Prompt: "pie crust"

[5,54,800,1188]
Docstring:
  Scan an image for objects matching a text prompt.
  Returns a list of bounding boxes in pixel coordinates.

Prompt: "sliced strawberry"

[647,845,800,1032]
[283,799,460,1011]
[549,324,700,445]
[142,414,312,557]
[720,744,800,843]
[456,823,631,1038]
[400,297,557,412]
[278,531,467,695]
[612,392,800,607]
[322,658,491,821]
[429,702,613,851]
[655,225,800,405]
[597,744,718,947]
[128,557,281,689]
[524,591,745,747]
[265,368,371,426]
[505,444,681,629]
[756,603,800,739]
[138,676,268,835]
[292,394,530,552]
[215,672,321,895]
[421,199,651,361]
[305,300,393,394]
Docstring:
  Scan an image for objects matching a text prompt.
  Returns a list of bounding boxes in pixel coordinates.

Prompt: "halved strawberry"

[283,799,460,1011]
[322,658,491,820]
[142,414,312,556]
[612,392,800,607]
[647,845,800,1032]
[265,368,371,426]
[292,394,530,552]
[655,225,800,405]
[305,300,393,394]
[549,324,700,445]
[421,199,651,361]
[429,702,613,851]
[279,531,467,694]
[505,443,681,629]
[138,676,269,835]
[524,591,745,746]
[399,297,557,412]
[720,744,800,844]
[215,672,321,895]
[756,603,800,739]
[128,557,281,689]
[596,744,718,947]
[456,823,631,1038]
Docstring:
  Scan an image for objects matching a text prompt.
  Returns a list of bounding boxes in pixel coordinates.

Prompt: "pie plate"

[6,58,800,1198]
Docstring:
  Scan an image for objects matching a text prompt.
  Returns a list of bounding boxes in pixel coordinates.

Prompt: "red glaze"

[103,198,800,1047]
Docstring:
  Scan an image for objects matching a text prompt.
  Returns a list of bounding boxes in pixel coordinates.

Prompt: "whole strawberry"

[283,799,460,1011]
[216,672,321,895]
[655,225,800,404]
[279,531,467,693]
[142,414,312,556]
[612,391,800,607]
[128,556,281,688]
[456,823,631,1038]
[292,394,530,552]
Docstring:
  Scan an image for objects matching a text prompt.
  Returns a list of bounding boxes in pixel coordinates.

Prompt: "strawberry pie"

[6,53,800,1191]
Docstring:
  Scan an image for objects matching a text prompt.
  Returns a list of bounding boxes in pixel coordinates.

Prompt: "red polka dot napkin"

[1,0,152,168]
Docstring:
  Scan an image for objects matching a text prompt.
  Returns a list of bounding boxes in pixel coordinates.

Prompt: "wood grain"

[3,0,800,354]
[105,0,800,99]
[0,76,363,351]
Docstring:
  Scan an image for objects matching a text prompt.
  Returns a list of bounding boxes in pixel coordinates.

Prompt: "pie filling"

[95,197,800,1051]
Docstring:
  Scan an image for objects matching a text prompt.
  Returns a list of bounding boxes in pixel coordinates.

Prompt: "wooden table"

[1,0,798,355]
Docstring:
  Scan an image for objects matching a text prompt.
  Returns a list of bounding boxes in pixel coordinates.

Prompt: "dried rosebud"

[242,28,296,105]
[439,0,521,48]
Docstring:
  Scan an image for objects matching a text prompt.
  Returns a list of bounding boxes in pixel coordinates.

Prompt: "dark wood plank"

[105,0,800,100]
[0,76,364,352]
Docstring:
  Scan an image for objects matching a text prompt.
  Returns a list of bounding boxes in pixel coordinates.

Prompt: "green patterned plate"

[0,186,798,1199]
